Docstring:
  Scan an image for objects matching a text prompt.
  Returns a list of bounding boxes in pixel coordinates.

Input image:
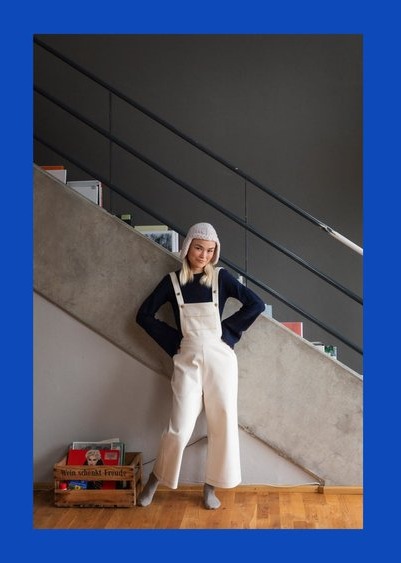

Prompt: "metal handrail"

[34,84,362,306]
[33,36,363,256]
[33,141,362,355]
[34,38,363,355]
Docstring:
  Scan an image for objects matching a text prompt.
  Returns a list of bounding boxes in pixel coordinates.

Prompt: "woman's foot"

[203,483,221,509]
[137,472,159,507]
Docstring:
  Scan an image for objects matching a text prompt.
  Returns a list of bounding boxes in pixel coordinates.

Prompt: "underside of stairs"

[34,165,362,485]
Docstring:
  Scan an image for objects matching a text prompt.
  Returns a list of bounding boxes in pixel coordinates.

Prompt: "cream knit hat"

[180,222,220,265]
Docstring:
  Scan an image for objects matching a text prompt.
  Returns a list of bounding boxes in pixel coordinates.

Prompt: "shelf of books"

[53,439,143,507]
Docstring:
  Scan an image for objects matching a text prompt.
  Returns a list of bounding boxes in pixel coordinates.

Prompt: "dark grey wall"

[34,34,362,373]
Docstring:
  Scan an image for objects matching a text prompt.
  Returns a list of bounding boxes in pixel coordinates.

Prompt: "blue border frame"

[3,0,399,559]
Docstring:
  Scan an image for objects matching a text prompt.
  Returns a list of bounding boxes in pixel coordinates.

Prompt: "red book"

[67,449,120,465]
[41,165,65,170]
[67,448,120,490]
[282,322,303,337]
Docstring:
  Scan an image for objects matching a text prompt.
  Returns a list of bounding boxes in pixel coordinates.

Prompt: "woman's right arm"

[136,274,181,357]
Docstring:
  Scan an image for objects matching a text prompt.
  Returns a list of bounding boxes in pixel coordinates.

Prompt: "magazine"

[66,439,125,490]
[70,438,125,464]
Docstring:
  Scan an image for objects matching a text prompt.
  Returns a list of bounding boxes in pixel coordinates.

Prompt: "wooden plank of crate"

[54,489,135,508]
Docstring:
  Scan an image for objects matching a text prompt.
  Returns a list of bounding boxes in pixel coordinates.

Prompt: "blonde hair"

[86,449,101,461]
[179,258,214,287]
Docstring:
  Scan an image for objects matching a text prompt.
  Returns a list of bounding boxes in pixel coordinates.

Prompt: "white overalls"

[153,267,241,489]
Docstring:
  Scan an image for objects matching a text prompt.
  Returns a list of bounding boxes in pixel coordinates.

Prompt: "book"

[312,342,338,359]
[138,229,179,252]
[67,179,103,206]
[261,304,273,318]
[324,345,338,359]
[70,439,125,464]
[282,322,303,337]
[70,438,123,450]
[67,480,87,490]
[70,438,121,447]
[135,224,168,232]
[67,448,121,490]
[117,213,133,226]
[67,448,121,466]
[41,165,67,184]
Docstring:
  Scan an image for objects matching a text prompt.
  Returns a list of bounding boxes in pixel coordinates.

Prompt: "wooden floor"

[33,485,363,529]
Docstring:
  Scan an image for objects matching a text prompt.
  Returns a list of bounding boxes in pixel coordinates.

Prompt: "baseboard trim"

[34,482,362,495]
[158,484,363,495]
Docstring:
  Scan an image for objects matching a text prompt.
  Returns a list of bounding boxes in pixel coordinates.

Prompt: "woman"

[136,222,265,509]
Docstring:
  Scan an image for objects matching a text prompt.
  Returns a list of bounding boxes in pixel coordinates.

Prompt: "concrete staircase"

[34,165,362,485]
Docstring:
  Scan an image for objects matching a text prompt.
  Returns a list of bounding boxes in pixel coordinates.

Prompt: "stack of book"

[66,438,125,490]
[40,165,67,183]
[312,342,338,359]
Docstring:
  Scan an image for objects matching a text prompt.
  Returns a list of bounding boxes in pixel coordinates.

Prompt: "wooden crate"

[54,452,143,508]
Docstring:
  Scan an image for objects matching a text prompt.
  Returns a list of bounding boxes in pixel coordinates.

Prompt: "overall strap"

[169,272,184,307]
[170,268,222,307]
[212,267,222,305]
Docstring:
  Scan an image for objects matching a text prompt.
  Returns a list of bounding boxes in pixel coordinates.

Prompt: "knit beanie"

[180,223,220,265]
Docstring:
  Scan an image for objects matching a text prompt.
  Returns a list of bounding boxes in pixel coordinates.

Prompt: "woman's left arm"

[220,269,265,348]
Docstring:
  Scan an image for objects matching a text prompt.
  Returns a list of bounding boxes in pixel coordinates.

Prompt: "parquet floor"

[33,485,363,529]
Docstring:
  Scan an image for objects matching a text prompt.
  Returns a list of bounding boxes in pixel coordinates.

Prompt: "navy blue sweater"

[136,268,265,357]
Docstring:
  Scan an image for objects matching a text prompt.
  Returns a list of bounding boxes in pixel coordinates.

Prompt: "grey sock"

[203,483,221,510]
[137,472,159,507]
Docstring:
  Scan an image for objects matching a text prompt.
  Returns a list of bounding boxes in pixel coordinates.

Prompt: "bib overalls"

[153,267,241,489]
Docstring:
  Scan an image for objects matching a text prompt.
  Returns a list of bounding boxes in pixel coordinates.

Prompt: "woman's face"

[87,455,99,465]
[187,239,216,273]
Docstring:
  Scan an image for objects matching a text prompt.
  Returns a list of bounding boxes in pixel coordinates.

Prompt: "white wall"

[34,292,315,486]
